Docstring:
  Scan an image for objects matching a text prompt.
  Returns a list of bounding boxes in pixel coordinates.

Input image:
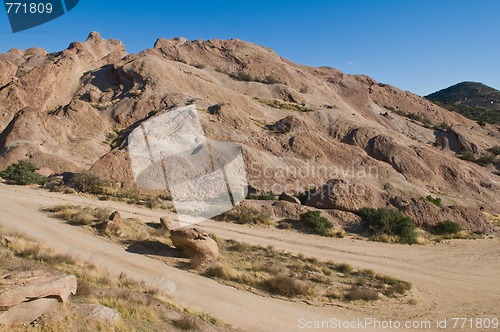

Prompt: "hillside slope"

[0,32,499,227]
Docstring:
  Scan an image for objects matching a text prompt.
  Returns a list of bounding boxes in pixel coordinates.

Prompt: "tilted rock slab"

[0,270,77,310]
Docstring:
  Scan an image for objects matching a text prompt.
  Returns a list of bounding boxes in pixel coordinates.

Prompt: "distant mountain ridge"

[425,82,500,124]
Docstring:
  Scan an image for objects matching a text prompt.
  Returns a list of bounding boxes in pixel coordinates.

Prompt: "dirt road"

[0,183,499,331]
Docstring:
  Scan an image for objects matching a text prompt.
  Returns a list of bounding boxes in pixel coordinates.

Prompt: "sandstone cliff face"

[0,32,499,219]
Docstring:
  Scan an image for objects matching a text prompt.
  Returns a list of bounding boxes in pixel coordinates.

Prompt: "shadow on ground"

[126,240,183,258]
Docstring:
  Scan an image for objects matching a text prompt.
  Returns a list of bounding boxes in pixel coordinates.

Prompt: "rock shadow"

[126,240,182,258]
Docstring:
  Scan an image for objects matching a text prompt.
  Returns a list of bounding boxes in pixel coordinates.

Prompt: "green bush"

[214,205,271,225]
[299,211,333,236]
[0,160,48,185]
[247,191,276,200]
[475,154,495,166]
[459,152,495,166]
[358,207,418,244]
[434,220,462,235]
[423,195,442,207]
[262,75,282,85]
[70,172,110,195]
[191,63,205,69]
[459,151,476,161]
[229,71,254,82]
[487,146,500,156]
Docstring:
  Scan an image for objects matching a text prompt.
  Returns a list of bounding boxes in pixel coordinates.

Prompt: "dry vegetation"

[43,205,153,244]
[255,97,315,112]
[42,205,414,308]
[44,171,174,211]
[201,239,413,304]
[0,232,226,331]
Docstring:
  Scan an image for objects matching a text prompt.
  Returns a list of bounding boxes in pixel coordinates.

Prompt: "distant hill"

[426,82,500,124]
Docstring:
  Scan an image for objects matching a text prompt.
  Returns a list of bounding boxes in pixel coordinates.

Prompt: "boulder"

[0,298,61,325]
[170,228,219,263]
[108,211,122,224]
[270,201,306,220]
[0,270,77,309]
[102,211,122,233]
[278,193,301,205]
[160,216,181,231]
[305,179,383,212]
[74,304,121,324]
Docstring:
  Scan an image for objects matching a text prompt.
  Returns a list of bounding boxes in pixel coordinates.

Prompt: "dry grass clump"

[260,275,315,297]
[43,205,110,225]
[214,205,272,225]
[44,205,150,243]
[199,238,413,303]
[173,315,201,331]
[344,286,380,301]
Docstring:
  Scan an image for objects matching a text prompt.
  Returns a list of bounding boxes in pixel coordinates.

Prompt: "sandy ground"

[0,183,499,331]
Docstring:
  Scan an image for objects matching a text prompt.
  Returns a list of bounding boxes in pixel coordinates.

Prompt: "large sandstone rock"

[305,179,383,212]
[0,270,77,309]
[270,201,307,220]
[0,298,61,325]
[160,216,181,231]
[0,270,77,325]
[102,211,123,233]
[170,228,219,263]
[278,192,301,205]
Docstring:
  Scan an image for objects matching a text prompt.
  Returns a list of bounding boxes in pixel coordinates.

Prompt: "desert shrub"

[191,63,205,69]
[434,122,452,131]
[205,263,238,281]
[459,151,476,161]
[295,187,317,204]
[246,191,276,200]
[71,172,110,194]
[358,207,417,244]
[0,160,48,185]
[261,275,314,297]
[344,286,380,301]
[475,153,495,166]
[423,195,442,207]
[487,146,500,156]
[214,205,271,225]
[299,211,333,236]
[434,220,462,235]
[229,71,254,82]
[335,263,352,274]
[262,75,282,85]
[173,315,200,331]
[459,151,495,166]
[393,281,412,294]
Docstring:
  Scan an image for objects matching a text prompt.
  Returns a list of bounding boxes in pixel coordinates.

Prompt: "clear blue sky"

[1,0,499,95]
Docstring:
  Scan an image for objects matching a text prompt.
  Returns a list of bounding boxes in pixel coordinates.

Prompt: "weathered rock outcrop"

[390,197,495,233]
[0,270,77,325]
[278,192,301,205]
[305,179,384,212]
[170,228,219,263]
